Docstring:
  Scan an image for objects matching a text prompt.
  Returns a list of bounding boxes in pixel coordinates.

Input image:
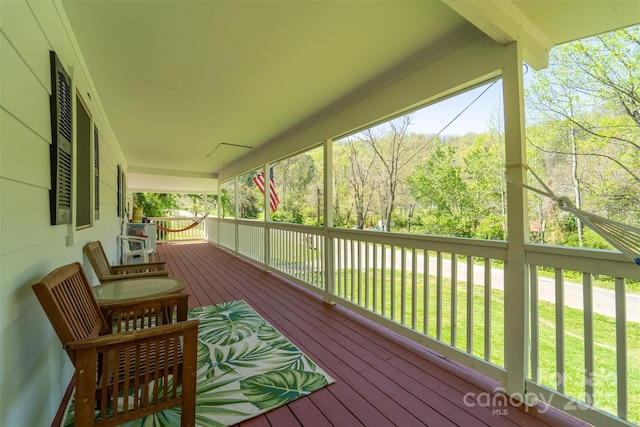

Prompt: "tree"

[238,174,261,219]
[132,193,178,218]
[526,26,640,246]
[566,26,640,127]
[272,154,318,224]
[464,135,507,239]
[340,137,376,229]
[408,145,476,236]
[359,115,425,231]
[529,27,640,168]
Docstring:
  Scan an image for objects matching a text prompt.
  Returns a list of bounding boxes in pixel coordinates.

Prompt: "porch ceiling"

[61,0,638,194]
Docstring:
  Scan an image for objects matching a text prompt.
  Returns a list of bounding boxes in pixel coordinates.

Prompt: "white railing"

[150,217,206,243]
[327,228,508,381]
[525,244,640,427]
[204,217,639,426]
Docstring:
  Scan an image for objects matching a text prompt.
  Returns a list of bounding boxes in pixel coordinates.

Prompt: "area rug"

[63,299,334,426]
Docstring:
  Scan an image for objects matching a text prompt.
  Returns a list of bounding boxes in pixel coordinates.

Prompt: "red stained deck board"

[287,396,334,427]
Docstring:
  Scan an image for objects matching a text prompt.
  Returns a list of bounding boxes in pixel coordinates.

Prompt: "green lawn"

[334,268,640,424]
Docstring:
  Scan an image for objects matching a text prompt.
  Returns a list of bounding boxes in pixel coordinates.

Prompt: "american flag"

[253,167,280,212]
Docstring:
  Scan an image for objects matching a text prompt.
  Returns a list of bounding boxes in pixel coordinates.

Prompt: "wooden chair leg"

[180,327,199,427]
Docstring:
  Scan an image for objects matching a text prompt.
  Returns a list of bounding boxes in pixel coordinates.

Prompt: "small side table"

[92,277,187,303]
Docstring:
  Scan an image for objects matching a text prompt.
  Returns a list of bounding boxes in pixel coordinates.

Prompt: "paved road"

[342,246,640,323]
[443,257,640,324]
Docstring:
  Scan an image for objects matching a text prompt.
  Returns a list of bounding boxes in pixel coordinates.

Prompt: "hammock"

[156,210,211,233]
[508,166,640,266]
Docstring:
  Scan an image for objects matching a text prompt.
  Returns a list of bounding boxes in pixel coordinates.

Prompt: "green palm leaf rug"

[63,300,335,426]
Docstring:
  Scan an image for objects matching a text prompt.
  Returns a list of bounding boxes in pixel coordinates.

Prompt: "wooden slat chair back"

[32,263,108,364]
[32,262,199,426]
[84,240,168,283]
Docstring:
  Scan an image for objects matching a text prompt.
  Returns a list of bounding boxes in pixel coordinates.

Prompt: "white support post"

[202,192,207,241]
[216,179,221,246]
[503,42,529,398]
[323,139,335,305]
[264,163,271,270]
[234,175,239,255]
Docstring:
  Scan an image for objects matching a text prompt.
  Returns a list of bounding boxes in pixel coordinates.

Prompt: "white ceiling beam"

[443,0,554,69]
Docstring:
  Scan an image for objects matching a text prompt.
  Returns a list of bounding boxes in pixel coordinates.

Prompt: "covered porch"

[2,1,639,426]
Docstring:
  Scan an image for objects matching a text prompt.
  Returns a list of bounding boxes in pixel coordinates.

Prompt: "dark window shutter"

[117,164,122,217]
[49,51,73,225]
[94,125,100,220]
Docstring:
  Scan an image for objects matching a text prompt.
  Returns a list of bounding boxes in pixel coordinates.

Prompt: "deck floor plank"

[156,242,589,427]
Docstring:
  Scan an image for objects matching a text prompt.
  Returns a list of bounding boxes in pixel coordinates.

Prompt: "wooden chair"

[84,240,168,283]
[32,262,199,426]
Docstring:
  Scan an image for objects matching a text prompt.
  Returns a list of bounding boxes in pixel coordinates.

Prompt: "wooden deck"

[157,242,588,427]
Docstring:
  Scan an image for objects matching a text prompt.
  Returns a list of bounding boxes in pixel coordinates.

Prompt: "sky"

[408,69,533,136]
[409,81,504,136]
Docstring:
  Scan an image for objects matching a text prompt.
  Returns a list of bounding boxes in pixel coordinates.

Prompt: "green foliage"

[408,146,469,216]
[238,173,261,219]
[221,182,236,218]
[132,193,179,217]
[524,25,639,248]
[475,214,506,240]
[407,143,505,238]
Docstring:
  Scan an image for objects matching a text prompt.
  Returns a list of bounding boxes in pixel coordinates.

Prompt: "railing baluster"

[313,234,318,287]
[283,229,288,275]
[391,245,396,322]
[451,253,457,346]
[424,250,429,335]
[365,241,370,309]
[350,239,356,302]
[297,231,301,279]
[484,257,491,362]
[583,272,594,405]
[305,232,308,283]
[335,238,341,297]
[555,268,565,394]
[343,238,349,299]
[357,240,362,305]
[436,251,443,341]
[466,256,473,354]
[411,248,417,330]
[381,244,387,318]
[288,229,293,276]
[615,277,628,419]
[530,264,539,383]
[274,228,279,269]
[281,228,285,271]
[401,247,407,326]
[373,243,378,313]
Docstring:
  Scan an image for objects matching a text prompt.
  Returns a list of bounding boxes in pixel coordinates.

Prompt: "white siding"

[0,1,126,425]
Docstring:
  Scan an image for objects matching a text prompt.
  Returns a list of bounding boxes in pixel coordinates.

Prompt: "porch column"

[503,42,529,398]
[234,175,240,254]
[263,162,271,271]
[202,193,207,241]
[323,138,335,304]
[216,179,221,246]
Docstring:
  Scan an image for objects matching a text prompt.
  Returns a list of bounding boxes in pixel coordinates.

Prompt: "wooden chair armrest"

[110,262,167,274]
[100,270,168,282]
[66,319,200,350]
[71,319,200,424]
